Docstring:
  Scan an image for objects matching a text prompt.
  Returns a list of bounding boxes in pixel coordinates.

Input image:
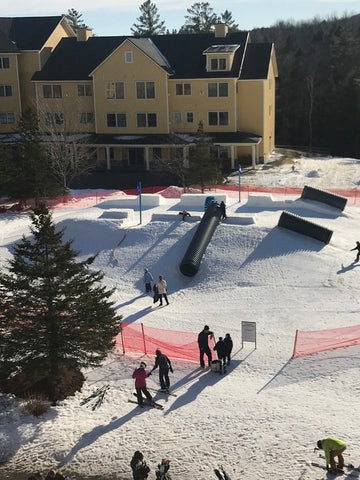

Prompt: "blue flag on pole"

[136,182,142,195]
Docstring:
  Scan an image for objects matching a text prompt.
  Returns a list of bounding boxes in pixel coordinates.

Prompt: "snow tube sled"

[211,360,225,374]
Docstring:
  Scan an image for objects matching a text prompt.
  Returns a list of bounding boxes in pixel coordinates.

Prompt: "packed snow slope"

[1,155,360,480]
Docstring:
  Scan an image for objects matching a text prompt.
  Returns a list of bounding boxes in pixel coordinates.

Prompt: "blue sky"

[4,0,359,36]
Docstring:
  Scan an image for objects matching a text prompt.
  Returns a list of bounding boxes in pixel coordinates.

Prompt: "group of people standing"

[143,268,169,306]
[197,325,233,369]
[132,349,173,406]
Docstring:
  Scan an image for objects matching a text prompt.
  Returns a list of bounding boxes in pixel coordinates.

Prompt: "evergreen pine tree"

[186,122,223,192]
[0,204,122,402]
[66,8,88,31]
[220,10,239,32]
[180,2,219,33]
[131,0,166,36]
[0,110,61,200]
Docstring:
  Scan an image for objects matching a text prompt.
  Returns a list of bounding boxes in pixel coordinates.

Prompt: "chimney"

[214,24,229,38]
[77,28,93,42]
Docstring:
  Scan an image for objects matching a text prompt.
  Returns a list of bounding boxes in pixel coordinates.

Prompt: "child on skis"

[132,362,153,407]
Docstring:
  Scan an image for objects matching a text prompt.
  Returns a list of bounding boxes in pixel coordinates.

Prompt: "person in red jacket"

[132,362,154,407]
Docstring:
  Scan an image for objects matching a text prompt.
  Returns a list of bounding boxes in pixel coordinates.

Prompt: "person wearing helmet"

[132,362,153,407]
[316,437,347,472]
[150,349,173,392]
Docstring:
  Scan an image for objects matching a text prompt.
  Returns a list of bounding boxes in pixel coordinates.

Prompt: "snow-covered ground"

[1,154,360,480]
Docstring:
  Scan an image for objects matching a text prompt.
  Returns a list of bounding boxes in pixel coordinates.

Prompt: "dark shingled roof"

[32,31,274,82]
[240,43,273,79]
[0,29,19,54]
[0,16,63,50]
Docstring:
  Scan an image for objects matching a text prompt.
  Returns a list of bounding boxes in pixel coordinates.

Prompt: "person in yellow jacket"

[317,437,347,472]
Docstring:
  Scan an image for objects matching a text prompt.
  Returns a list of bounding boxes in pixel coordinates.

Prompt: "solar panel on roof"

[203,44,239,54]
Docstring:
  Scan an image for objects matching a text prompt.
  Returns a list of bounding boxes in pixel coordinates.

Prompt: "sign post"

[238,164,242,203]
[137,181,142,224]
[241,321,257,349]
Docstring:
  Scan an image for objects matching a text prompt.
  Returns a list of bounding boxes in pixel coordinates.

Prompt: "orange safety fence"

[115,322,216,363]
[3,186,360,213]
[292,324,360,358]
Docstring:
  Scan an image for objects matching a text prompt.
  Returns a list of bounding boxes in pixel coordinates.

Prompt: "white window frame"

[136,112,157,127]
[43,85,62,99]
[0,112,14,124]
[106,113,127,128]
[208,82,228,97]
[210,57,227,71]
[106,82,125,100]
[186,112,194,123]
[0,57,10,69]
[174,112,181,124]
[77,84,93,96]
[208,111,229,126]
[136,81,155,99]
[175,83,191,95]
[0,85,12,97]
[80,112,94,124]
[125,51,133,63]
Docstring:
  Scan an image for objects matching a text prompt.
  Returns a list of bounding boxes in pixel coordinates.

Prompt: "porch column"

[230,145,236,169]
[145,147,150,171]
[106,147,111,170]
[252,145,256,168]
[183,146,189,168]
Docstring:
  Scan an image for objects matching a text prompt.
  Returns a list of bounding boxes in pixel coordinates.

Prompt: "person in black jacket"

[213,337,227,370]
[223,333,233,365]
[350,241,360,262]
[130,451,150,480]
[197,325,214,368]
[151,349,173,392]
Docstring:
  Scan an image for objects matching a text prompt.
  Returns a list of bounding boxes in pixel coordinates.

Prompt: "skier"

[219,201,227,220]
[143,268,153,293]
[198,325,214,368]
[156,459,171,480]
[156,275,169,306]
[350,241,360,262]
[316,437,347,473]
[223,333,233,365]
[179,210,191,221]
[150,349,173,392]
[132,362,153,407]
[130,451,150,480]
[213,337,227,371]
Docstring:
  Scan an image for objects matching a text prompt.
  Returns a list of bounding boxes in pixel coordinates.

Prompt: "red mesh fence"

[115,322,216,363]
[2,185,360,213]
[292,324,360,358]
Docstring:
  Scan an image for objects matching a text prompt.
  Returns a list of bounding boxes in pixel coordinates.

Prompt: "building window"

[186,112,194,123]
[174,112,181,124]
[210,58,226,71]
[43,85,62,99]
[0,112,15,124]
[78,84,93,96]
[45,112,64,125]
[80,112,94,124]
[107,113,127,127]
[208,82,228,97]
[136,82,155,99]
[175,83,191,95]
[208,111,229,126]
[0,85,12,97]
[137,113,157,127]
[125,51,133,63]
[0,57,10,69]
[106,82,125,100]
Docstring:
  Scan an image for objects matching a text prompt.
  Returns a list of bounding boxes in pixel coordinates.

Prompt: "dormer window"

[203,44,239,72]
[211,58,226,71]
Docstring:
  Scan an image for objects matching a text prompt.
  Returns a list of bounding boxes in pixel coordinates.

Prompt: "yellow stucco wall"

[0,54,21,132]
[35,81,95,132]
[92,40,169,134]
[168,78,237,132]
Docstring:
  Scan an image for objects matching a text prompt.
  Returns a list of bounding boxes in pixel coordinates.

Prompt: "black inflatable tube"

[180,202,221,276]
[301,185,347,211]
